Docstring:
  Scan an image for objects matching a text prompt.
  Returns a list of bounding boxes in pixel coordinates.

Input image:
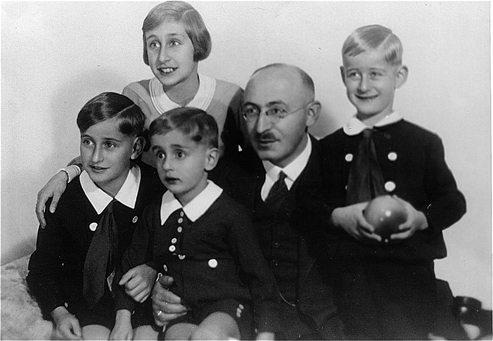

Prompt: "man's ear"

[204,147,219,171]
[305,100,321,128]
[130,136,145,160]
[395,65,409,89]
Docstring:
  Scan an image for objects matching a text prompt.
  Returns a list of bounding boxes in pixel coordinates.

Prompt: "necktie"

[83,200,118,309]
[346,129,386,205]
[265,171,288,211]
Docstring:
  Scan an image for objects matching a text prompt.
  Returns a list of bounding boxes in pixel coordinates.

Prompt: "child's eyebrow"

[166,32,184,37]
[145,34,158,41]
[170,143,191,150]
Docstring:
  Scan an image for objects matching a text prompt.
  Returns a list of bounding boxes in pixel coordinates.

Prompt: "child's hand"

[36,170,68,228]
[256,331,275,340]
[109,309,133,341]
[51,306,82,340]
[390,196,428,241]
[331,203,382,242]
[119,264,157,303]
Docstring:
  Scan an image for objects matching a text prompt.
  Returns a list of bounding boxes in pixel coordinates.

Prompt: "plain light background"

[2,1,491,309]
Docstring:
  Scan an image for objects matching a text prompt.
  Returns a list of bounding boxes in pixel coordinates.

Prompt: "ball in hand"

[364,195,407,242]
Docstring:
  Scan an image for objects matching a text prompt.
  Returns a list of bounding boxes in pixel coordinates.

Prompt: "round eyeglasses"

[242,102,312,124]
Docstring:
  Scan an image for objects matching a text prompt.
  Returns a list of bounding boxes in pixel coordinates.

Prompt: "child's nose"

[91,146,103,163]
[158,47,171,63]
[358,76,369,92]
[162,157,173,171]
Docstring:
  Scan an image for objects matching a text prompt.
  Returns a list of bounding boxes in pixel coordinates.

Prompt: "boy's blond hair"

[342,24,403,66]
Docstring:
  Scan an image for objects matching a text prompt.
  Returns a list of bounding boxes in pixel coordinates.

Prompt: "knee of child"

[191,325,225,340]
[191,312,240,340]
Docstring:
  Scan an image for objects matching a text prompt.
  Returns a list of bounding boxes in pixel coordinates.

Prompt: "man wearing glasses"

[154,63,345,340]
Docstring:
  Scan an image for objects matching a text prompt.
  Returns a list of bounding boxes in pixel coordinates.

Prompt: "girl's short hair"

[149,107,218,149]
[77,92,145,137]
[142,1,211,64]
[342,25,403,66]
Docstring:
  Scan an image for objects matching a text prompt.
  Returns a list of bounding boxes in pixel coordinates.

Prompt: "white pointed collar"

[160,180,223,225]
[343,112,403,136]
[261,135,311,200]
[149,73,216,114]
[80,164,141,214]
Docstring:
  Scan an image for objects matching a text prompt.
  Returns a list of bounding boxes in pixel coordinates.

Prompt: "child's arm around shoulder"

[36,156,82,228]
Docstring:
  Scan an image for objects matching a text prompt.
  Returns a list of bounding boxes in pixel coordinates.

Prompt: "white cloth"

[160,181,223,224]
[261,135,312,201]
[343,112,403,136]
[149,74,216,114]
[80,165,141,214]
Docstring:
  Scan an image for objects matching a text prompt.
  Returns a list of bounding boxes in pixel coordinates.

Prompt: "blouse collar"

[149,74,216,114]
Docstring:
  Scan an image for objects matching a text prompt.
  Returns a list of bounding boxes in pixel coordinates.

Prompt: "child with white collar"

[115,107,280,340]
[321,25,466,339]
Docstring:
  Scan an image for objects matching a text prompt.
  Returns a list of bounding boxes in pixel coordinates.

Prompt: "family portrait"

[1,2,491,340]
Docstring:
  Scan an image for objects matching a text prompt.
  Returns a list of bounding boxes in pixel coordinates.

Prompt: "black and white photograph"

[1,2,491,340]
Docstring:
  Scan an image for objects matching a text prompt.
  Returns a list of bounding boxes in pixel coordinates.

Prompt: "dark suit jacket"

[27,162,164,319]
[320,120,466,261]
[246,136,344,339]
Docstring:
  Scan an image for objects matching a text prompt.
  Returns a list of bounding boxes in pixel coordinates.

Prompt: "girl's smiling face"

[145,20,198,94]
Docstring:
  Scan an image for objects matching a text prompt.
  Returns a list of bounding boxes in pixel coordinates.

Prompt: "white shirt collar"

[343,112,403,136]
[261,135,312,200]
[80,164,141,214]
[160,180,223,225]
[149,74,216,114]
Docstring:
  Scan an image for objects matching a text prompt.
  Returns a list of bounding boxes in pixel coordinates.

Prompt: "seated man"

[153,63,345,340]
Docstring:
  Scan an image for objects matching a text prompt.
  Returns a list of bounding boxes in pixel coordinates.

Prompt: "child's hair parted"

[342,24,403,66]
[149,107,219,148]
[142,1,211,65]
[77,92,146,137]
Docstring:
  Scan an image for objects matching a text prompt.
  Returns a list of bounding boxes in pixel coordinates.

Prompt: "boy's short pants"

[163,298,254,339]
[77,293,153,330]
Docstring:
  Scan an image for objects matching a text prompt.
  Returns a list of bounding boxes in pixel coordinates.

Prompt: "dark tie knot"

[277,171,287,183]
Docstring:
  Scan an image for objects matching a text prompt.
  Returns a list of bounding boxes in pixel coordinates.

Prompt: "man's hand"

[36,171,68,228]
[51,306,82,340]
[390,196,428,241]
[119,264,157,303]
[152,275,188,327]
[331,203,382,242]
